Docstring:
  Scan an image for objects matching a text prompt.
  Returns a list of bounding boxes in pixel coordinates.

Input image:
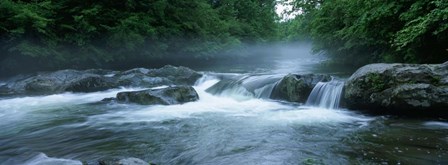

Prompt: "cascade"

[305,79,344,109]
[205,74,282,99]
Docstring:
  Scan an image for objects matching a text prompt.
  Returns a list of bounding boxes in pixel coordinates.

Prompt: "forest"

[0,0,447,76]
[1,1,448,164]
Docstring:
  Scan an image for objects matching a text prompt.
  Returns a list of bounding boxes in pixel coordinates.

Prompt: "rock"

[2,70,118,95]
[94,158,150,165]
[147,65,202,85]
[116,86,199,105]
[84,69,117,75]
[116,158,149,165]
[270,74,331,103]
[65,76,117,92]
[24,76,60,93]
[344,62,448,115]
[115,72,172,88]
[0,74,34,95]
[114,65,201,88]
[0,84,11,95]
[0,65,202,96]
[101,97,117,102]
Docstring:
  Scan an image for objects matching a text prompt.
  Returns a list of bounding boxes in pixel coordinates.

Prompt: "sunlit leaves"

[394,0,448,50]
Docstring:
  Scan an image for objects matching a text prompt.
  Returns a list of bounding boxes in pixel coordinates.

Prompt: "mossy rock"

[344,62,448,115]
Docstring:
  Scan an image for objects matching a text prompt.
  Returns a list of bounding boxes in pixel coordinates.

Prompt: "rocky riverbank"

[1,62,447,115]
[344,61,448,116]
[0,65,201,96]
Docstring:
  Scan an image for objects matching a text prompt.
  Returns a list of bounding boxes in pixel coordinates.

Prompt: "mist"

[0,40,359,79]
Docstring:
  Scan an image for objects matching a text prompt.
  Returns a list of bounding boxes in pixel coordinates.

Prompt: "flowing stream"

[306,79,344,110]
[0,45,447,164]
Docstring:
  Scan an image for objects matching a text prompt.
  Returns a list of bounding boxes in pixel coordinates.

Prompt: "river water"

[0,44,447,164]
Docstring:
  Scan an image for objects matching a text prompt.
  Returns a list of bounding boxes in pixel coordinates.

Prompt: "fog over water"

[0,42,447,165]
[186,42,351,76]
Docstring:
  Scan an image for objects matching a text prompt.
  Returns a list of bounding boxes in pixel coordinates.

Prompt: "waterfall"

[205,74,282,100]
[254,82,277,98]
[306,79,344,109]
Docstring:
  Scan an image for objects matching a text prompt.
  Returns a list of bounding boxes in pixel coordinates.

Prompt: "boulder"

[270,74,331,103]
[0,65,202,96]
[65,76,117,92]
[2,70,118,95]
[116,86,199,105]
[114,65,201,88]
[147,65,202,85]
[115,72,172,87]
[344,62,448,115]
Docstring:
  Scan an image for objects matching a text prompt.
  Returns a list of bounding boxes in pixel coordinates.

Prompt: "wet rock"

[116,158,149,165]
[116,86,199,105]
[114,65,201,88]
[0,65,202,96]
[101,97,117,102]
[2,70,118,95]
[344,62,448,115]
[115,72,172,88]
[65,76,117,92]
[147,65,202,85]
[84,69,117,75]
[93,158,153,165]
[270,74,331,103]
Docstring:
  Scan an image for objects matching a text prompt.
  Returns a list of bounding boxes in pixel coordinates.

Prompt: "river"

[0,44,447,164]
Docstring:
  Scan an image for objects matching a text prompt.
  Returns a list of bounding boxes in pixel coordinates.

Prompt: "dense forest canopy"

[0,0,279,76]
[0,0,447,76]
[282,0,448,66]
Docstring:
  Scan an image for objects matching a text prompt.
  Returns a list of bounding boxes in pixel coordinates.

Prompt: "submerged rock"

[95,158,150,165]
[116,86,199,105]
[270,74,331,103]
[344,61,448,115]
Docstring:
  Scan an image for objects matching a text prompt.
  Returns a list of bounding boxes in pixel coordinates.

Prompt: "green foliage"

[366,73,386,92]
[285,0,448,66]
[0,0,279,74]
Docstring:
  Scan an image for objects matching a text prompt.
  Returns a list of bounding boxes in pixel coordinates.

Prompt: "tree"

[0,0,279,76]
[285,0,448,65]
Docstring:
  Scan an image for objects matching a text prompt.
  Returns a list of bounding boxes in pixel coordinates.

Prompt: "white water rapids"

[0,74,447,164]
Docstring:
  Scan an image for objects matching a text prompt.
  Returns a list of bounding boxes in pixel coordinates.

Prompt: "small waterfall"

[254,82,277,98]
[205,74,282,100]
[306,79,344,109]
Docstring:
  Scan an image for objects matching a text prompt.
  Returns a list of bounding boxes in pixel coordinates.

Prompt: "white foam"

[23,153,82,165]
[0,78,371,129]
[0,87,146,121]
[103,74,115,77]
[423,121,448,129]
[86,79,371,126]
